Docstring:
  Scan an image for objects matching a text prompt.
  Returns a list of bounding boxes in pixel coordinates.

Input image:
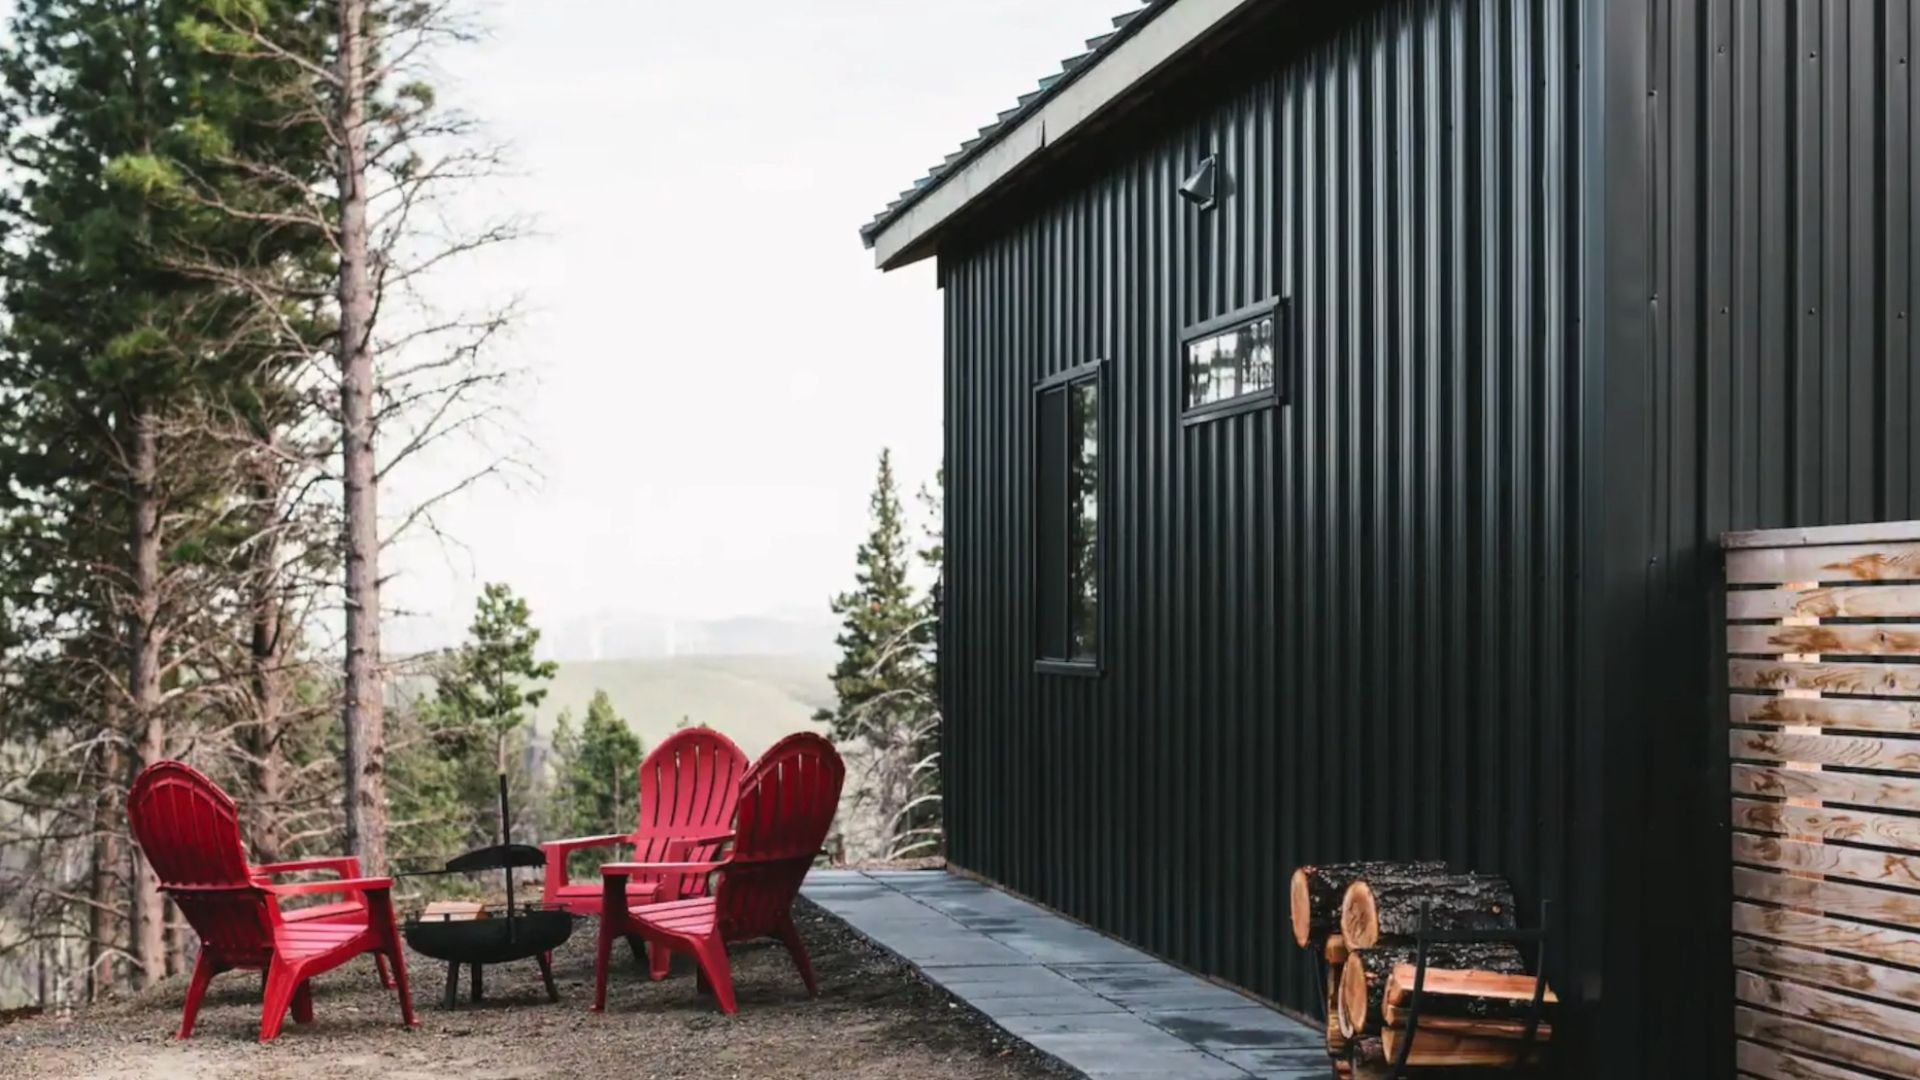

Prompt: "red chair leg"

[649,942,673,982]
[776,918,819,997]
[592,914,617,1012]
[291,980,315,1025]
[388,945,418,1027]
[689,937,737,1015]
[259,961,302,1042]
[375,951,394,988]
[625,933,647,971]
[177,951,218,1040]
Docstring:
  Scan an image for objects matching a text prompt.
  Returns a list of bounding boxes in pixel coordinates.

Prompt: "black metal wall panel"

[939,0,1590,1050]
[1595,1,1920,1076]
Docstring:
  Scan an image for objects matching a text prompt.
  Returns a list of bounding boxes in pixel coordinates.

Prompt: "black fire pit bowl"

[404,908,573,965]
[404,909,574,1007]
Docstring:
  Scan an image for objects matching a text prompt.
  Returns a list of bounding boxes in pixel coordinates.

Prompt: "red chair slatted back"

[635,727,748,893]
[714,733,844,941]
[128,761,277,965]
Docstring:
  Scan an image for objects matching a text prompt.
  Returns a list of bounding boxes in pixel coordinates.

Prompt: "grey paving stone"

[1140,1006,1327,1051]
[970,993,1127,1019]
[923,964,1088,999]
[994,1011,1172,1040]
[1212,1046,1333,1078]
[809,868,1316,1079]
[1072,1050,1253,1078]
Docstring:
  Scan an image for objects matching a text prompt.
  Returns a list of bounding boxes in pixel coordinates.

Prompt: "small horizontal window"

[1181,298,1290,421]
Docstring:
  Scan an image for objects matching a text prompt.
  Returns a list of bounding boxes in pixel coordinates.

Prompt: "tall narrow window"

[1036,363,1101,672]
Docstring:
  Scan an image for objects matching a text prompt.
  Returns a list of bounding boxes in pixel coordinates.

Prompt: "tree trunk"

[246,453,289,864]
[1291,861,1447,947]
[87,743,122,1002]
[128,412,166,988]
[1340,871,1517,949]
[1339,942,1525,1039]
[336,0,387,876]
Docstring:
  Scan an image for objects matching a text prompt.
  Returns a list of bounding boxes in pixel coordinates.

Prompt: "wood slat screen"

[1725,522,1920,1080]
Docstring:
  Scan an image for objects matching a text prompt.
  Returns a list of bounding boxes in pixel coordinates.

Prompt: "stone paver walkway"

[803,869,1325,1079]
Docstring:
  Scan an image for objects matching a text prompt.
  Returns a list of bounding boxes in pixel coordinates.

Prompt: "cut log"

[1291,861,1448,947]
[1385,964,1559,1023]
[1326,968,1349,1058]
[1381,1026,1545,1067]
[1341,871,1517,949]
[1325,934,1348,966]
[1381,1000,1554,1040]
[1349,1036,1389,1080]
[1340,944,1525,1038]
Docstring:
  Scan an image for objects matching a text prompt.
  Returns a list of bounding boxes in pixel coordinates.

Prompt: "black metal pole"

[499,772,516,939]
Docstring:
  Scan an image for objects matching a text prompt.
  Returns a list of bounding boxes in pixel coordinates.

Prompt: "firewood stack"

[1288,861,1556,1076]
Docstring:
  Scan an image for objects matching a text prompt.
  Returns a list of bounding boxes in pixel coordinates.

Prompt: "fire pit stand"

[397,776,575,1008]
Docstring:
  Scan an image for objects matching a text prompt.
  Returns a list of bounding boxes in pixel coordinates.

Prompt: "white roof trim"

[870,0,1265,271]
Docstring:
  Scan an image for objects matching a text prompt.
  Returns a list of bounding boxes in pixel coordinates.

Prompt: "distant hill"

[531,654,835,759]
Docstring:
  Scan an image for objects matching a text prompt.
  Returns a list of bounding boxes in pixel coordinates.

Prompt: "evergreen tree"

[386,583,556,863]
[548,690,644,853]
[818,450,924,743]
[819,450,940,857]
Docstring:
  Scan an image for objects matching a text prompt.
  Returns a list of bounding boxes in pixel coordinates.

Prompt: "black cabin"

[859,2,1920,1076]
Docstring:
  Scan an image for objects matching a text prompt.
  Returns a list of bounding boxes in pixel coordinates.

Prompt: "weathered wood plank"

[1738,1037,1887,1080]
[1730,730,1920,771]
[1732,833,1920,892]
[1732,694,1920,735]
[1725,521,1920,550]
[1732,764,1920,812]
[1733,798,1920,852]
[1733,931,1920,1008]
[1730,658,1920,697]
[1734,867,1920,926]
[1728,542,1920,584]
[1731,624,1920,657]
[1730,585,1920,619]
[1736,972,1920,1050]
[1733,903,1920,970]
[1735,1006,1920,1076]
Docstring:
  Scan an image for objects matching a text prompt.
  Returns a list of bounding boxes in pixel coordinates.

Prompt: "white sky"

[369,0,1129,652]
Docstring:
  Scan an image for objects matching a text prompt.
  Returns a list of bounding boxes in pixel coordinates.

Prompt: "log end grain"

[1342,880,1380,948]
[1290,867,1313,947]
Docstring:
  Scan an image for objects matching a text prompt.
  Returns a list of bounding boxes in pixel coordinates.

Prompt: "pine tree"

[819,450,940,857]
[547,690,645,875]
[818,450,923,741]
[421,583,557,846]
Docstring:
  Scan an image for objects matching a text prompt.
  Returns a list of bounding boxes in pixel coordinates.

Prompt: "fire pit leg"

[443,961,459,1009]
[469,962,483,1003]
[535,951,558,1003]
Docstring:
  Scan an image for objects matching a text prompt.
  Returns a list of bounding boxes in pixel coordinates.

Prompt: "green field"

[530,654,835,759]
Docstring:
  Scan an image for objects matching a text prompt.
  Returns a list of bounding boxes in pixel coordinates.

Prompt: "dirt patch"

[3,900,1072,1080]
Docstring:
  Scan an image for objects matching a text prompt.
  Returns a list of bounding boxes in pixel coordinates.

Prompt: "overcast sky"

[364,0,1130,653]
[0,0,1127,652]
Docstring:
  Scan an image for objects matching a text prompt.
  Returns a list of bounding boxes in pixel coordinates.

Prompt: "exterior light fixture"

[1178,154,1218,210]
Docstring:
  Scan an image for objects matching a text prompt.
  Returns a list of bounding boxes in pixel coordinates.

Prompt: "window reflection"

[1068,380,1099,660]
[1185,314,1275,410]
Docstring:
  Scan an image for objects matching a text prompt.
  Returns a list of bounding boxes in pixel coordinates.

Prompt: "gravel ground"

[3,899,1074,1080]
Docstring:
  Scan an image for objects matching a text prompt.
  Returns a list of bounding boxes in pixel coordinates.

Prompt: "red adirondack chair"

[541,726,748,917]
[127,761,416,1042]
[592,731,844,1014]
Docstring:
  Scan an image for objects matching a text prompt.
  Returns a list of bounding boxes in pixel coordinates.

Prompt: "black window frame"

[1032,359,1106,678]
[1179,296,1292,426]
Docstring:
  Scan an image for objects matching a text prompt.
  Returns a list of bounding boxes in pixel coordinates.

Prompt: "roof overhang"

[862,0,1268,271]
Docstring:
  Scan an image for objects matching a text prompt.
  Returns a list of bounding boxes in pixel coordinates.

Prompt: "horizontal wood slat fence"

[1726,522,1920,1079]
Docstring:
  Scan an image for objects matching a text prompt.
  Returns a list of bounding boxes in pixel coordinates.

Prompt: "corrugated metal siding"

[939,0,1587,1039]
[1600,1,1920,1075]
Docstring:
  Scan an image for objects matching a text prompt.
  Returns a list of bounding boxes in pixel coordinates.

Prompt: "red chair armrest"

[267,876,394,899]
[648,825,735,843]
[601,860,729,877]
[542,833,631,854]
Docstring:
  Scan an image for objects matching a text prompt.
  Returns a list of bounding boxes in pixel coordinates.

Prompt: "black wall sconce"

[1178,154,1218,211]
